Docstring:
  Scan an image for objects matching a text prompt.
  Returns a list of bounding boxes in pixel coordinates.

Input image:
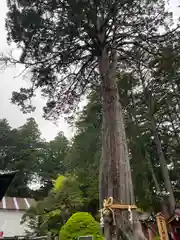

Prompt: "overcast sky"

[0,0,73,141]
[0,0,179,141]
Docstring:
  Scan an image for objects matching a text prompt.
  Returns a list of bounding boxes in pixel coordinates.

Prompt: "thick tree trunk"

[145,152,161,194]
[99,49,146,240]
[140,72,176,217]
[145,151,170,216]
[150,116,175,216]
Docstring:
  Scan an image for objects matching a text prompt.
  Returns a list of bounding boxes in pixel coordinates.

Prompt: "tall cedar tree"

[5,0,178,239]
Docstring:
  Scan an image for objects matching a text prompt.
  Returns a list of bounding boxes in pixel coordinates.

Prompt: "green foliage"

[66,92,101,201]
[38,132,69,190]
[0,119,15,169]
[2,0,180,228]
[22,175,84,234]
[0,118,69,198]
[59,212,103,240]
[52,175,67,192]
[0,117,43,197]
[66,55,180,212]
[5,0,176,120]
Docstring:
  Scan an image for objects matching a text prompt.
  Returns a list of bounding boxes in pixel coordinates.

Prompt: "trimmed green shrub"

[59,212,103,240]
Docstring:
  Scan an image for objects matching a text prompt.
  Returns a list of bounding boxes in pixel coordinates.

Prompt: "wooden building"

[167,207,180,240]
[0,196,35,237]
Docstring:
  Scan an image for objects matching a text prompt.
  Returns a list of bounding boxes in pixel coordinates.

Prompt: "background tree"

[67,48,180,214]
[0,118,43,197]
[67,84,157,213]
[66,92,101,198]
[65,91,102,217]
[38,132,69,195]
[7,118,43,197]
[127,44,180,216]
[0,118,69,199]
[0,119,16,170]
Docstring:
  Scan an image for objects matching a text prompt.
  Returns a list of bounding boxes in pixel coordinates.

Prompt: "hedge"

[59,212,103,240]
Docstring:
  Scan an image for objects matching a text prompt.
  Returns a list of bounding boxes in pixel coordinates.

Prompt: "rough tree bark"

[150,116,176,216]
[145,152,161,194]
[140,76,176,217]
[99,48,146,240]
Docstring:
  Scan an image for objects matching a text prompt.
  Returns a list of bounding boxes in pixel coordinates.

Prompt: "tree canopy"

[5,0,178,119]
[0,118,69,198]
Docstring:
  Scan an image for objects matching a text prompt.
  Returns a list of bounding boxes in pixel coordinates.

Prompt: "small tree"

[21,175,84,234]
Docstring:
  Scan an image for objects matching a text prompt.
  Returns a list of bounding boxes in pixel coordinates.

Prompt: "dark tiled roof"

[0,171,17,200]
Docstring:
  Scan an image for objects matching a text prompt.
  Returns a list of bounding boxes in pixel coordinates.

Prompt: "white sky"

[0,0,179,141]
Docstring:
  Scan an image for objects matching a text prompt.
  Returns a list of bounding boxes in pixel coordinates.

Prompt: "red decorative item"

[0,231,4,237]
